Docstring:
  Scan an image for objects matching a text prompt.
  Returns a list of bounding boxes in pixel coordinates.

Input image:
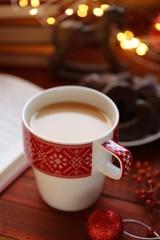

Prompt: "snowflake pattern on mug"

[23,126,92,178]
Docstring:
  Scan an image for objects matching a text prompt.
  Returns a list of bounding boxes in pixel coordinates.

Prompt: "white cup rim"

[22,85,119,145]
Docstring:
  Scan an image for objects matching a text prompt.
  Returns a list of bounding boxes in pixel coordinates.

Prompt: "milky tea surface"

[30,102,112,143]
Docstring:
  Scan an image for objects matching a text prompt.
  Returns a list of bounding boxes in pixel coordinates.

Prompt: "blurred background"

[0,0,159,80]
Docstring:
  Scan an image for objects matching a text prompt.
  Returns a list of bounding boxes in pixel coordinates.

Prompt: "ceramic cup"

[22,86,133,211]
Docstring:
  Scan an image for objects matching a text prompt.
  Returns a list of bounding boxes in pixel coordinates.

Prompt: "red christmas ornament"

[87,209,124,240]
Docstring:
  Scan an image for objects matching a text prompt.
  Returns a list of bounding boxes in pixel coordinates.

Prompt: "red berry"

[147,179,154,186]
[136,176,143,183]
[135,189,141,195]
[146,173,152,179]
[146,189,153,197]
[138,169,146,175]
[140,194,147,200]
[132,174,143,183]
[154,170,160,177]
[143,161,149,167]
[135,161,142,169]
[132,174,138,180]
[133,160,160,209]
[140,189,146,194]
[157,182,160,188]
[146,166,152,172]
[155,201,160,207]
[147,229,154,237]
[145,199,152,207]
[135,189,146,199]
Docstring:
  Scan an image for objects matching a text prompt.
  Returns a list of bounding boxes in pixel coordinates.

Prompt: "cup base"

[34,169,105,211]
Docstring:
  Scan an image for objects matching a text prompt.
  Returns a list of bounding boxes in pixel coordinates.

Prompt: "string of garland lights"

[10,0,160,61]
[11,0,110,23]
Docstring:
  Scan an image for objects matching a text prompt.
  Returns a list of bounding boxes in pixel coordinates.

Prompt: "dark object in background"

[79,72,160,141]
[51,6,126,80]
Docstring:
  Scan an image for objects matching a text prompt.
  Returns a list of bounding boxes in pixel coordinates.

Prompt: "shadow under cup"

[22,86,122,211]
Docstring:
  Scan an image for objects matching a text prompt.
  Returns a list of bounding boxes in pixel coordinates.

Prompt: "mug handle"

[99,140,133,180]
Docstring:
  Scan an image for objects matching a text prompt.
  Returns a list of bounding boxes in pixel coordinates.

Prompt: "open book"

[0,73,42,193]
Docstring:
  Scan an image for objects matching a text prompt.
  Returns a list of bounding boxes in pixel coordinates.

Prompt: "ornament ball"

[87,209,124,240]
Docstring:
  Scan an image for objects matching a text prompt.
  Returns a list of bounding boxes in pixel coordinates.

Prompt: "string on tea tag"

[123,219,160,240]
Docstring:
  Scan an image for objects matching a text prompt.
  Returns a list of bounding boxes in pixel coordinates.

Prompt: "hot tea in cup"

[22,86,133,211]
[30,102,112,143]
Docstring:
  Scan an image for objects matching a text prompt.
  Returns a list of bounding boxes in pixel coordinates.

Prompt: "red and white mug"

[22,86,133,211]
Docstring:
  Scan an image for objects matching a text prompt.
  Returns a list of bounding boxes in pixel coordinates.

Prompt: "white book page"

[0,73,42,173]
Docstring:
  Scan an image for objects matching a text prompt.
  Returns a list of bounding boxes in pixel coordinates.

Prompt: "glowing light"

[77,4,89,17]
[19,0,28,7]
[65,8,74,16]
[130,37,140,48]
[93,8,103,17]
[100,4,110,11]
[30,0,40,7]
[78,4,89,11]
[117,32,127,42]
[155,23,160,31]
[124,30,134,40]
[120,39,132,49]
[47,17,56,25]
[77,9,88,17]
[29,8,38,15]
[136,43,148,56]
